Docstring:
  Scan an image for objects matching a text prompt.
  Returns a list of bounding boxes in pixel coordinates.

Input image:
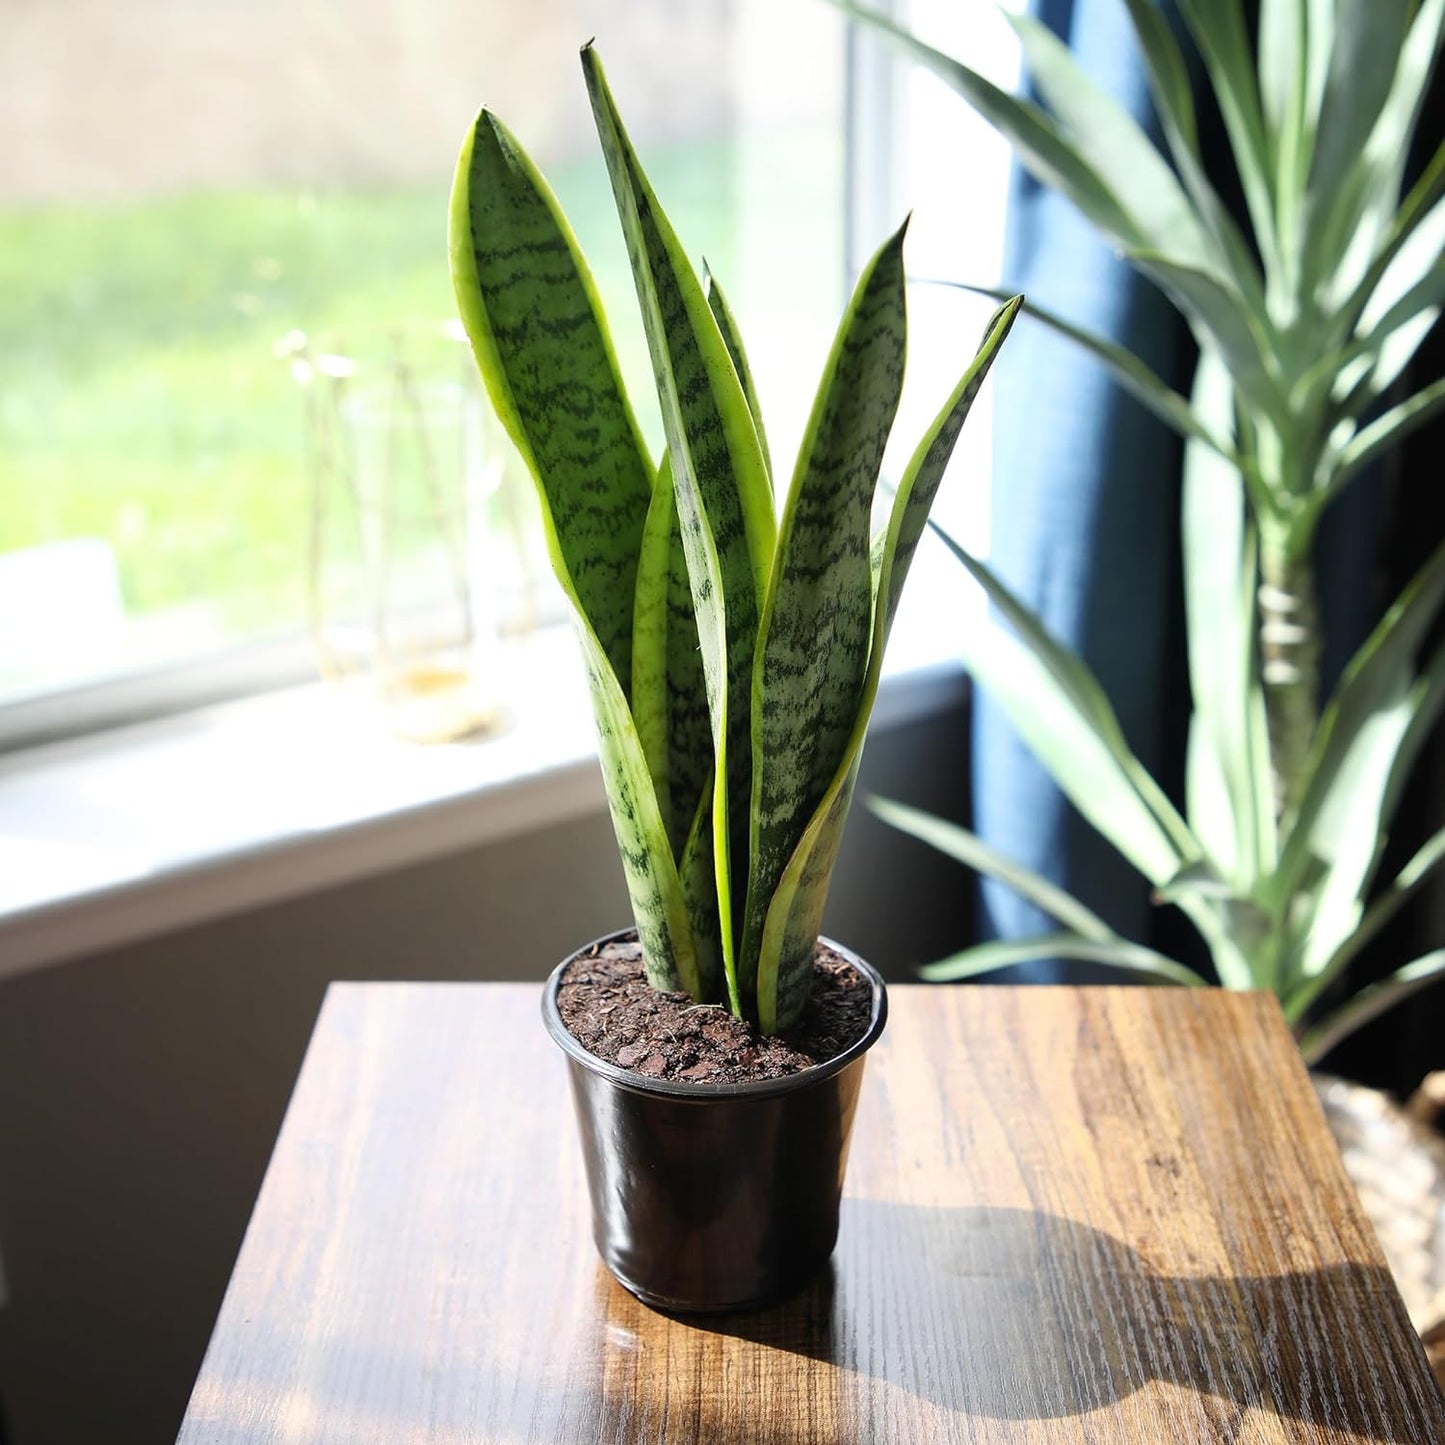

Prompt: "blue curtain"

[971,0,1189,972]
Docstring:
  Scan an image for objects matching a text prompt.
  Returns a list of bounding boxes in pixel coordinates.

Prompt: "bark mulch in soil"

[555,936,874,1084]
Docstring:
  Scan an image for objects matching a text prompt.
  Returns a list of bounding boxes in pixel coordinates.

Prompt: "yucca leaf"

[1004,12,1216,272]
[1121,0,1199,157]
[1307,0,1411,222]
[831,3,1144,251]
[1290,638,1445,981]
[1308,0,1445,307]
[704,267,773,485]
[744,221,908,1019]
[1335,141,1445,350]
[1333,376,1445,492]
[583,44,775,1006]
[1131,253,1286,424]
[631,455,710,856]
[1297,949,1445,1065]
[931,525,1196,880]
[1173,0,1278,262]
[1291,826,1445,1019]
[1338,201,1445,413]
[919,935,1208,988]
[927,280,1241,464]
[1278,537,1445,903]
[449,108,654,691]
[1258,0,1307,197]
[1119,0,1267,305]
[752,297,1019,1032]
[1181,349,1270,884]
[868,796,1116,942]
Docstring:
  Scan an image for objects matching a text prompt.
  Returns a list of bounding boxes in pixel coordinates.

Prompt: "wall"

[0,703,971,1445]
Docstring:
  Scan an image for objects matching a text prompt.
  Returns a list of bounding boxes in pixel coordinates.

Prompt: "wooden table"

[177,984,1445,1443]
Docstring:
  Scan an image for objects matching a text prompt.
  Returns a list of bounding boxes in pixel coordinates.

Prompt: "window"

[0,0,1017,745]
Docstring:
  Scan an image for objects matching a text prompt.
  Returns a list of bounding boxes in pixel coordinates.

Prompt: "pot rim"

[541,928,888,1101]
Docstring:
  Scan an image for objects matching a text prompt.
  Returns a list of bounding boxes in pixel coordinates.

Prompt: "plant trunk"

[1258,531,1322,826]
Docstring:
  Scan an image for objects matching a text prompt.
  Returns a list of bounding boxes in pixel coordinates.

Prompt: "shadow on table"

[705,1201,1440,1440]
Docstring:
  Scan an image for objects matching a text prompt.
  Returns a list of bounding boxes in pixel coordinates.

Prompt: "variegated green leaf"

[920,936,1208,988]
[631,454,710,857]
[705,267,772,485]
[450,107,705,997]
[449,108,653,691]
[753,297,1019,1031]
[744,221,908,1019]
[578,625,707,997]
[583,44,775,1008]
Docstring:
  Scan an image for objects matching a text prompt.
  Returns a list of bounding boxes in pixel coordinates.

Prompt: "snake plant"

[841,1,1445,1061]
[449,45,1018,1033]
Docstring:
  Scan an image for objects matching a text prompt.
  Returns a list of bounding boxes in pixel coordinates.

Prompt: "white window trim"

[0,633,968,981]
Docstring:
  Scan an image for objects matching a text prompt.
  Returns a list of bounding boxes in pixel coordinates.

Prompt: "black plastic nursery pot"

[541,930,888,1314]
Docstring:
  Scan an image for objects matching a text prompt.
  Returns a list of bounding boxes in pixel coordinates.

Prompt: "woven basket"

[1314,1072,1445,1390]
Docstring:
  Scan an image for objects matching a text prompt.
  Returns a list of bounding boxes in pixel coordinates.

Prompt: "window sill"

[0,626,967,981]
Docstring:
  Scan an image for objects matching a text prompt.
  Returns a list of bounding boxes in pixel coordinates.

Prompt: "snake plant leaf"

[743,220,908,1011]
[931,281,1241,464]
[583,43,775,1004]
[752,295,1019,1033]
[450,110,709,999]
[449,108,654,692]
[919,936,1208,988]
[930,524,1196,878]
[1172,0,1277,261]
[1004,11,1216,274]
[868,796,1116,942]
[1297,949,1445,1066]
[704,267,773,485]
[632,454,710,856]
[578,624,707,998]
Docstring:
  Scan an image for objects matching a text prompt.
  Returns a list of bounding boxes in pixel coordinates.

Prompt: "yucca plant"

[840,1,1445,1062]
[449,44,1018,1034]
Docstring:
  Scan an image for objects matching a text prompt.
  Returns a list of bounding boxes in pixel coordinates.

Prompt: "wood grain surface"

[177,984,1445,1443]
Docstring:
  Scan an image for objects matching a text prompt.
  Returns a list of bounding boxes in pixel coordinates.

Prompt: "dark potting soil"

[555,936,874,1084]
